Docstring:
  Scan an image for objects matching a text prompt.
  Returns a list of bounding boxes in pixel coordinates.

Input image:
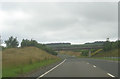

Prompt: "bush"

[81,50,89,56]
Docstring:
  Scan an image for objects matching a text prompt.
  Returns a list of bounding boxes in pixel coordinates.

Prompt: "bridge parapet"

[52,46,104,51]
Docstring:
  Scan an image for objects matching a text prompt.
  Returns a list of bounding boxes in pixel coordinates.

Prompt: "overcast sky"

[0,2,118,45]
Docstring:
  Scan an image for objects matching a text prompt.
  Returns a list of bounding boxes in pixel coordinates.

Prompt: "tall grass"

[3,47,57,67]
[2,47,59,77]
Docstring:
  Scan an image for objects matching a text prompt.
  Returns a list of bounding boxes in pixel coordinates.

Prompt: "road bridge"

[53,46,103,51]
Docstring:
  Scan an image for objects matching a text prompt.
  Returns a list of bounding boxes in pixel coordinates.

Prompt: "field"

[2,47,60,77]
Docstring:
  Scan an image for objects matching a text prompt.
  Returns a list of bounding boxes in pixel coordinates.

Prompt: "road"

[36,55,118,78]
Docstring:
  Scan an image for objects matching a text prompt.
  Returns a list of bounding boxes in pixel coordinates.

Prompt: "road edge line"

[107,73,115,77]
[36,59,66,79]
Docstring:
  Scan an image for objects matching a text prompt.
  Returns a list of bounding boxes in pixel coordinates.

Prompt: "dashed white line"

[36,59,66,79]
[107,73,115,77]
[93,65,96,68]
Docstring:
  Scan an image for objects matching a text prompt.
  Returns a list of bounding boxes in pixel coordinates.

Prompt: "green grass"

[90,48,119,61]
[2,59,60,77]
[90,57,120,61]
[78,55,120,61]
[92,48,119,57]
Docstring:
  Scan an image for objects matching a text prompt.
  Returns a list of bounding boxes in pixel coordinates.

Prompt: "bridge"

[53,46,103,51]
[53,46,103,57]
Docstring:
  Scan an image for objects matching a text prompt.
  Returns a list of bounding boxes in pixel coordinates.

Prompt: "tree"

[5,36,19,48]
[21,39,29,47]
[103,41,112,51]
[29,39,38,46]
[21,39,38,47]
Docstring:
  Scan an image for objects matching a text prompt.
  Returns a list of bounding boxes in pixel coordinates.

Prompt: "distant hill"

[85,41,105,46]
[46,43,71,48]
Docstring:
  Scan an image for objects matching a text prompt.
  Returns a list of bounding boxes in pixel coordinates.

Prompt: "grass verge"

[90,57,120,61]
[78,56,120,61]
[2,59,60,77]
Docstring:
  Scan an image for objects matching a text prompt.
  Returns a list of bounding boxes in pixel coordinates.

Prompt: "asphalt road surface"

[36,55,118,78]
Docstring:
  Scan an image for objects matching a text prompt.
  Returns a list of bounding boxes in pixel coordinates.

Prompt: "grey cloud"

[1,2,118,44]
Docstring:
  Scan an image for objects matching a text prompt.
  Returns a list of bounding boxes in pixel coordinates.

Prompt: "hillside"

[2,47,59,77]
[3,47,58,67]
[92,48,119,57]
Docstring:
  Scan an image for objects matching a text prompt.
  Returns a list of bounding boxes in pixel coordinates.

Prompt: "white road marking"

[93,65,96,68]
[36,59,66,79]
[107,73,115,77]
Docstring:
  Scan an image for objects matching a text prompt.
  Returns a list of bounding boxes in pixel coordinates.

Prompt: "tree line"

[103,39,120,51]
[1,36,57,55]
